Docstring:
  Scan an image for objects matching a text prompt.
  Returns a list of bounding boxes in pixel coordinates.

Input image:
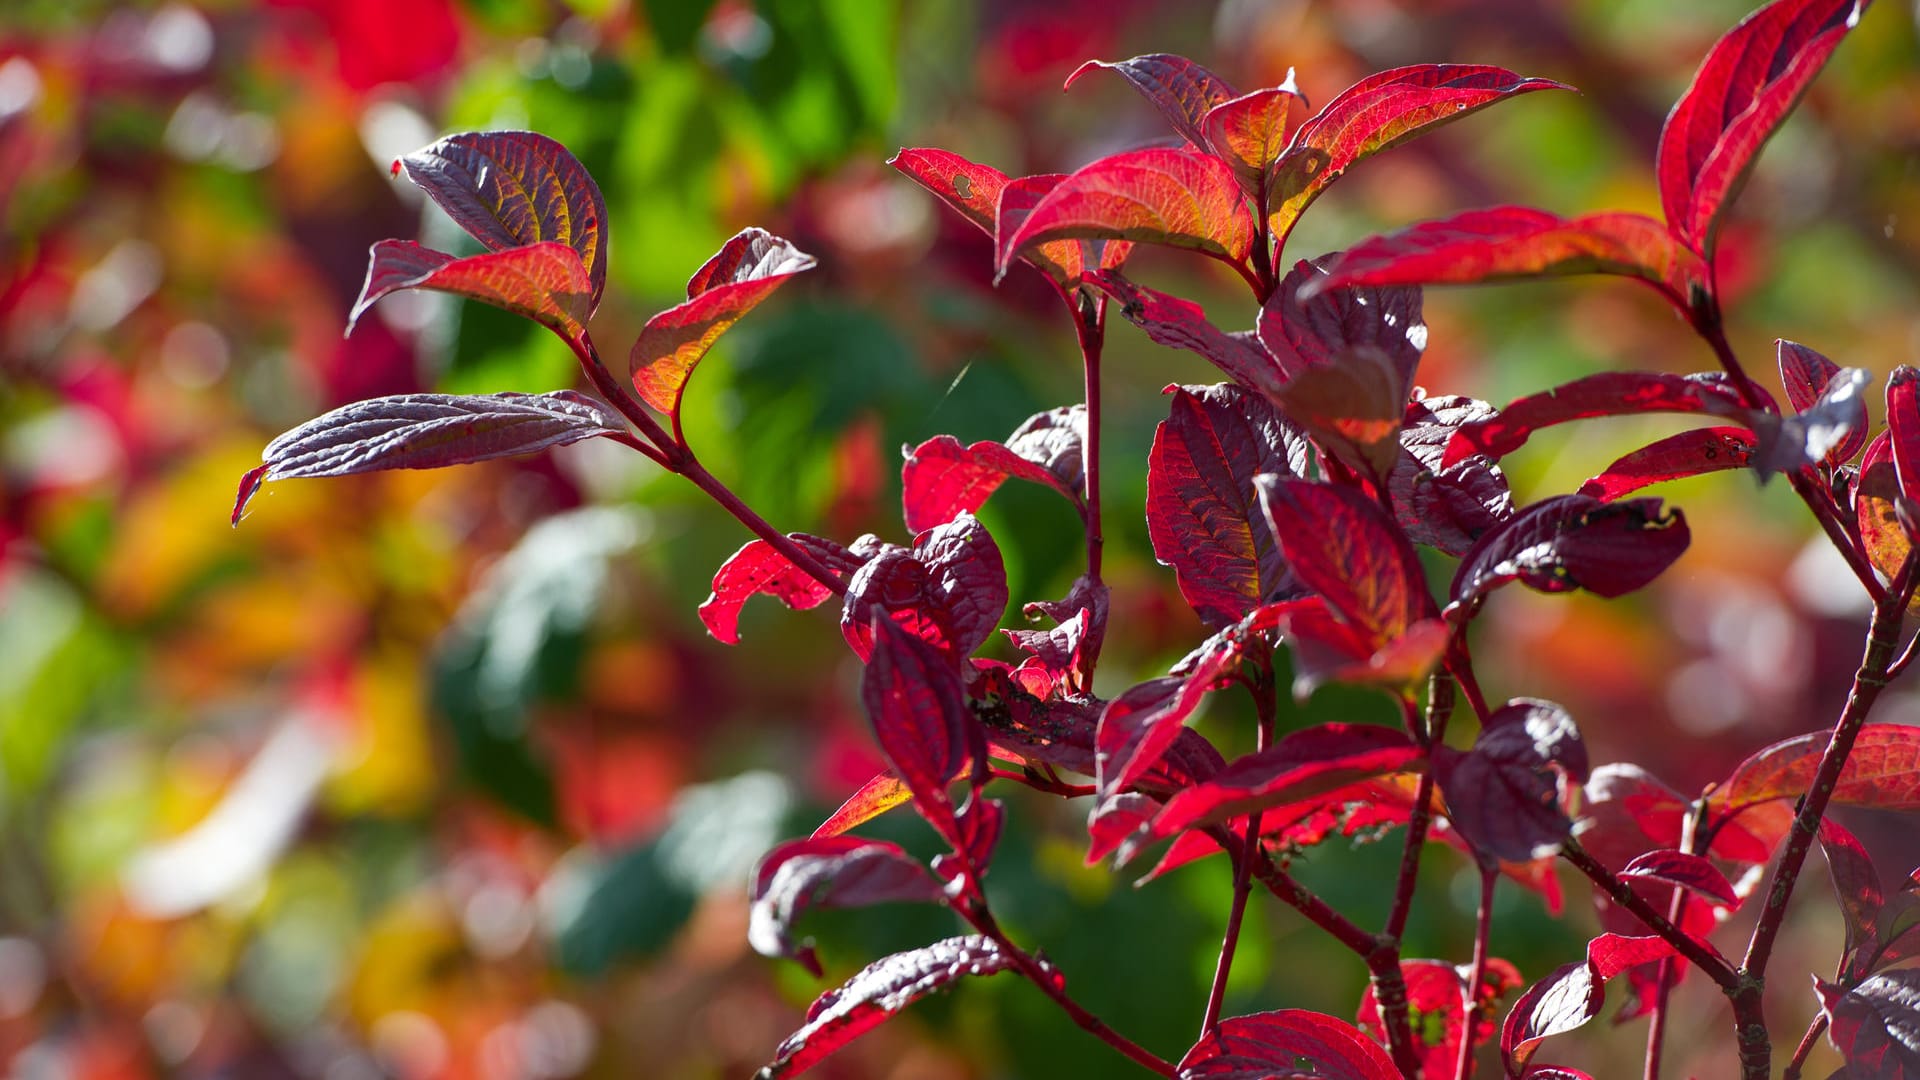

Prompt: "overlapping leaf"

[1177,1009,1401,1080]
[1450,495,1690,611]
[1441,371,1753,467]
[1657,0,1873,257]
[1437,699,1589,862]
[1066,53,1240,151]
[1816,969,1920,1079]
[759,936,1024,1078]
[1256,476,1424,641]
[1618,850,1738,908]
[1393,395,1514,554]
[700,533,881,644]
[1578,427,1757,501]
[996,148,1256,277]
[1095,616,1261,799]
[888,149,1113,286]
[747,836,943,974]
[1147,386,1310,626]
[232,391,627,524]
[1088,272,1286,399]
[1202,85,1303,200]
[861,617,985,848]
[350,239,594,341]
[1711,723,1920,819]
[840,513,1008,664]
[1855,433,1917,597]
[1502,934,1685,1074]
[1781,338,1848,415]
[1355,958,1523,1079]
[1821,818,1885,976]
[630,228,816,418]
[901,407,1085,532]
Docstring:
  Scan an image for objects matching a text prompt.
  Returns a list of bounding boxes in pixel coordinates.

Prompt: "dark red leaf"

[1086,792,1159,865]
[1713,724,1920,819]
[1177,1009,1401,1080]
[630,228,816,417]
[1821,818,1886,978]
[1751,366,1870,476]
[393,131,609,308]
[1095,620,1253,799]
[1437,698,1588,862]
[1355,958,1523,1079]
[976,686,1225,799]
[1393,396,1515,555]
[1450,494,1691,611]
[1146,386,1311,627]
[1088,271,1287,400]
[1580,763,1789,871]
[758,935,1022,1078]
[811,774,913,840]
[1202,84,1304,200]
[1817,970,1920,1079]
[861,617,982,847]
[1502,934,1681,1074]
[1065,53,1240,152]
[350,239,592,340]
[1619,850,1739,908]
[747,837,944,974]
[1577,427,1757,502]
[1003,607,1091,694]
[1657,0,1873,258]
[901,408,1085,532]
[1132,724,1421,854]
[995,148,1256,277]
[1889,366,1920,502]
[1269,66,1571,243]
[841,513,1008,665]
[888,149,1107,286]
[1781,339,1848,414]
[1276,599,1451,699]
[1256,476,1423,642]
[1310,208,1711,314]
[1442,371,1752,467]
[231,391,626,525]
[700,534,881,645]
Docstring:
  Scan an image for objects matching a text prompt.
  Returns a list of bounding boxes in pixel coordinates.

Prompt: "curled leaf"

[747,837,943,974]
[901,407,1085,532]
[1066,53,1240,151]
[699,534,879,644]
[1450,495,1690,611]
[350,239,592,340]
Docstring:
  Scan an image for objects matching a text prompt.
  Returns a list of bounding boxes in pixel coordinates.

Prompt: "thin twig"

[1453,867,1497,1080]
[1781,1013,1830,1080]
[1561,841,1742,994]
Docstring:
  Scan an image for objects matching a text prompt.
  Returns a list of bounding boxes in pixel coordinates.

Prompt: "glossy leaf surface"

[1177,1009,1401,1080]
[996,148,1256,276]
[700,534,879,645]
[1817,969,1920,1079]
[1437,699,1588,862]
[1502,934,1681,1073]
[747,836,943,974]
[1441,371,1749,467]
[901,407,1085,532]
[1577,427,1756,501]
[232,391,626,524]
[1450,495,1690,610]
[1712,723,1920,818]
[1095,618,1256,798]
[631,228,816,417]
[1856,433,1915,595]
[1821,818,1885,973]
[350,239,592,340]
[840,514,1008,665]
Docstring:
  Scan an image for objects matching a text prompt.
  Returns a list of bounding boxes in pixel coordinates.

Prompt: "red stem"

[1201,672,1279,1034]
[1386,678,1452,942]
[1781,1013,1829,1080]
[1642,800,1706,1080]
[1453,867,1496,1080]
[1073,291,1106,590]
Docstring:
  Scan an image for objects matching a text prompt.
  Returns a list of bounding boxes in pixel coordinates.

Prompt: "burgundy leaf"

[1355,958,1523,1079]
[759,935,1023,1078]
[901,408,1085,532]
[811,774,913,839]
[1065,53,1240,151]
[630,228,816,417]
[1095,619,1253,799]
[700,534,880,645]
[1713,724,1920,818]
[1437,698,1588,862]
[1202,84,1304,199]
[1023,574,1110,682]
[1086,792,1159,865]
[1657,0,1873,258]
[1579,763,1789,872]
[1751,366,1870,476]
[1502,934,1681,1074]
[393,131,609,308]
[1256,476,1423,642]
[1147,385,1311,626]
[349,239,592,340]
[1133,724,1421,852]
[975,685,1225,799]
[1269,65,1571,243]
[1279,603,1451,699]
[1442,370,1752,468]
[888,149,1096,286]
[841,513,1008,665]
[995,148,1256,277]
[747,837,943,975]
[1310,208,1711,315]
[1619,850,1739,908]
[231,391,626,525]
[1088,271,1287,400]
[1817,970,1920,1079]
[1003,607,1091,694]
[1781,338,1847,413]
[1577,427,1757,502]
[861,617,982,847]
[1450,494,1691,611]
[1393,395,1514,555]
[1177,1009,1401,1080]
[1821,817,1886,977]
[1890,366,1920,502]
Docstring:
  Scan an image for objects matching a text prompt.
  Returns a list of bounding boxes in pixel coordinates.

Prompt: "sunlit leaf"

[1356,958,1523,1079]
[1089,271,1287,399]
[840,513,1008,665]
[1440,370,1751,467]
[1178,1009,1401,1080]
[812,773,914,839]
[1256,476,1422,642]
[1450,495,1690,610]
[901,407,1085,532]
[1712,724,1920,818]
[349,239,593,340]
[700,534,881,644]
[1577,428,1756,502]
[996,148,1256,277]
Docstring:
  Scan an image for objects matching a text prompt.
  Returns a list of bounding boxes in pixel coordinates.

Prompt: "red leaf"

[1580,763,1788,870]
[840,513,1009,665]
[1437,699,1589,862]
[901,407,1085,532]
[1441,370,1752,467]
[811,773,914,839]
[1133,724,1421,853]
[1889,366,1920,502]
[1619,850,1739,908]
[996,173,1134,287]
[1095,619,1254,799]
[1393,396,1515,555]
[1270,65,1571,243]
[1089,271,1287,400]
[1856,432,1916,592]
[747,837,943,974]
[1256,477,1422,643]
[699,534,880,645]
[1817,970,1920,1078]
[1502,934,1682,1074]
[1712,724,1920,818]
[1752,366,1871,476]
[1781,340,1869,467]
[1202,84,1304,199]
[1277,600,1450,699]
[1450,494,1690,610]
[1085,792,1159,865]
[350,239,592,340]
[1311,208,1710,313]
[1355,958,1523,1079]
[860,617,982,847]
[1657,0,1872,258]
[995,148,1256,277]
[393,131,610,309]
[759,935,1022,1078]
[1577,427,1757,502]
[630,228,816,417]
[1177,1009,1401,1080]
[888,149,1102,286]
[1820,817,1886,978]
[1065,53,1240,152]
[231,391,626,525]
[975,686,1225,799]
[1147,386,1311,627]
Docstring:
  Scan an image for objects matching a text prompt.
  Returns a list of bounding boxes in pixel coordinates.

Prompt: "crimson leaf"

[1816,970,1920,1079]
[887,149,1099,286]
[1577,427,1757,502]
[747,837,943,975]
[1203,84,1304,202]
[901,406,1085,532]
[1088,271,1287,400]
[700,534,881,645]
[1752,366,1870,476]
[1821,818,1886,978]
[1450,494,1690,611]
[1657,0,1873,259]
[1712,723,1920,818]
[1394,395,1515,555]
[1066,53,1240,152]
[1441,370,1752,468]
[1355,958,1523,1079]
[630,228,816,418]
[861,616,984,849]
[1177,1009,1401,1080]
[758,935,1024,1078]
[1502,934,1683,1074]
[1095,615,1262,799]
[1780,338,1846,414]
[1147,386,1310,626]
[840,512,1008,665]
[811,774,913,839]
[231,391,626,525]
[1437,698,1588,862]
[1890,366,1920,502]
[995,148,1256,277]
[1618,850,1739,908]
[1256,476,1423,643]
[349,239,592,341]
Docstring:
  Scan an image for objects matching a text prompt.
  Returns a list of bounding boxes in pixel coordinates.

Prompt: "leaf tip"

[231,463,269,527]
[1063,59,1105,92]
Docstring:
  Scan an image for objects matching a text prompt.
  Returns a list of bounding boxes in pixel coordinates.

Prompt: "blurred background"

[2,1,1918,1077]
